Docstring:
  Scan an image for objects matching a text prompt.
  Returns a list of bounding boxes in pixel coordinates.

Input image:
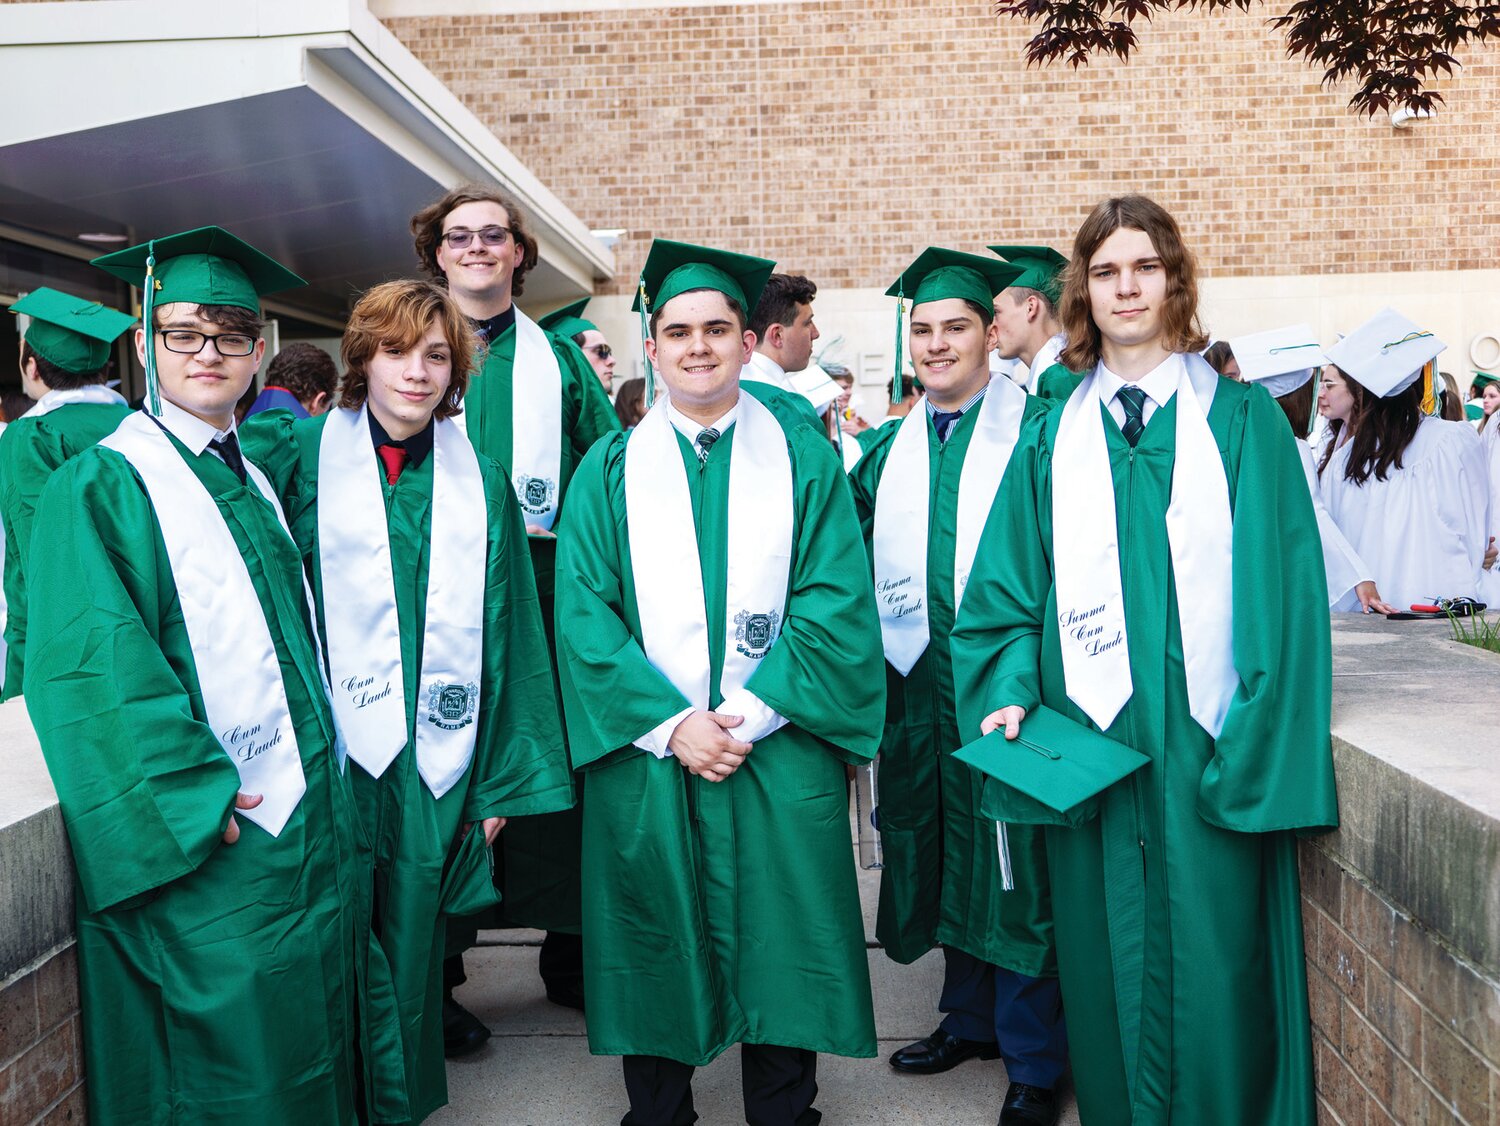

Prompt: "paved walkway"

[431,863,1081,1125]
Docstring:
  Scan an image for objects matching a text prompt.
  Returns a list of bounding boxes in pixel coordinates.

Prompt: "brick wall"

[0,945,83,1126]
[382,2,1500,296]
[1300,842,1500,1126]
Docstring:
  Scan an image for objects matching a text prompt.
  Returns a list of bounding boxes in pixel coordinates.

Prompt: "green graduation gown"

[950,378,1338,1126]
[463,324,619,932]
[0,400,129,697]
[1032,362,1084,402]
[242,410,574,1124]
[22,433,363,1126]
[847,399,1055,974]
[555,415,885,1064]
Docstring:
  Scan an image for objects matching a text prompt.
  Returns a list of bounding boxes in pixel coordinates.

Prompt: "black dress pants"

[621,1045,820,1126]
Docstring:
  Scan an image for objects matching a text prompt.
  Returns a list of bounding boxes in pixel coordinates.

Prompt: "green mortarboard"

[11,288,135,375]
[91,226,303,415]
[632,239,776,405]
[538,297,598,340]
[91,226,305,313]
[987,244,1068,305]
[632,239,775,319]
[886,247,1021,310]
[954,705,1150,828]
[1471,372,1498,393]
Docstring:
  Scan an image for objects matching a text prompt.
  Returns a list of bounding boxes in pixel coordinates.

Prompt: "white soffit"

[0,0,611,319]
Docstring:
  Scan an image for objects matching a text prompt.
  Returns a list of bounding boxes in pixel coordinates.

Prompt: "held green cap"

[538,297,598,339]
[632,239,776,319]
[954,704,1151,828]
[885,247,1021,311]
[11,288,135,374]
[91,225,305,312]
[986,244,1068,305]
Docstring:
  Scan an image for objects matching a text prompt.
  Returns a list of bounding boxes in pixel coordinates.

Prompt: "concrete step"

[430,852,1080,1125]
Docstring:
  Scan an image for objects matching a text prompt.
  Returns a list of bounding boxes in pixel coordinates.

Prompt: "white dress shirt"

[1094,354,1184,432]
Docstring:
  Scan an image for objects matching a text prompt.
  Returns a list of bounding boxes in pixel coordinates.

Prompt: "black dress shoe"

[442,996,491,1059]
[545,980,586,1012]
[888,1028,1000,1074]
[999,1081,1059,1126]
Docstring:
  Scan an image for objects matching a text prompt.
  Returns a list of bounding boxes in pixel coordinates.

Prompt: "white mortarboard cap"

[1228,324,1329,398]
[1325,308,1446,398]
[788,363,843,415]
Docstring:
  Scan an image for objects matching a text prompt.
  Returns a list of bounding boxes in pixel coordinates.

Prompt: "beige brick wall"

[381,2,1500,296]
[0,945,84,1126]
[1300,843,1500,1126]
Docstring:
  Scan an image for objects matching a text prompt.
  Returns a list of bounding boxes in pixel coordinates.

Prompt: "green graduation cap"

[883,247,1021,403]
[1472,371,1498,393]
[12,288,135,375]
[90,226,304,414]
[954,704,1150,828]
[631,239,776,403]
[537,297,598,340]
[987,244,1068,305]
[633,239,775,319]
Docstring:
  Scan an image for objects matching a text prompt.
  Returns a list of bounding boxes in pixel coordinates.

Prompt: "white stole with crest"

[624,392,793,709]
[509,309,564,530]
[317,406,487,799]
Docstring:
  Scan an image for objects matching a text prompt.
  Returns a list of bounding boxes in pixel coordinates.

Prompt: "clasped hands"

[669,710,752,782]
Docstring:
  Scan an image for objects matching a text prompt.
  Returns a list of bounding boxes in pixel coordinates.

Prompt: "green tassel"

[143,242,160,416]
[891,293,905,405]
[638,279,654,408]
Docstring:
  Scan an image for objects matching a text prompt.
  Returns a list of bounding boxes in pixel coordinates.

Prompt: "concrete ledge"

[0,700,72,984]
[1326,616,1500,978]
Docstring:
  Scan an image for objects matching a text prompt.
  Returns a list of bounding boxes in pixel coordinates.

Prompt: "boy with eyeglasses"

[540,297,617,395]
[23,227,366,1124]
[409,185,620,1051]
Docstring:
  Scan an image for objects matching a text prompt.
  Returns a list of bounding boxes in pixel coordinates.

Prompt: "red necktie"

[377,443,408,485]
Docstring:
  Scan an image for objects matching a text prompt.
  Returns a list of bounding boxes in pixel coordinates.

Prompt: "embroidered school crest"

[734,609,780,659]
[514,473,557,515]
[426,682,479,731]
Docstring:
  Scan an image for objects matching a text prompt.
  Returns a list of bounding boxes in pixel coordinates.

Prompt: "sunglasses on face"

[440,226,514,249]
[589,344,613,360]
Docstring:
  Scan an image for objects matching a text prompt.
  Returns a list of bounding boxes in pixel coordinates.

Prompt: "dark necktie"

[1117,385,1148,447]
[696,427,720,463]
[931,410,962,443]
[377,443,409,485]
[210,432,248,485]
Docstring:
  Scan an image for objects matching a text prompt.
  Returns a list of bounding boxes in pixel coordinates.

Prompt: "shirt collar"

[367,408,435,469]
[155,395,235,456]
[924,382,989,419]
[745,351,789,387]
[1097,352,1184,409]
[471,305,517,343]
[667,399,738,444]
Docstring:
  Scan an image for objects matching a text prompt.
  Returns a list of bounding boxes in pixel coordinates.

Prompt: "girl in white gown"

[1228,325,1390,612]
[1317,309,1495,613]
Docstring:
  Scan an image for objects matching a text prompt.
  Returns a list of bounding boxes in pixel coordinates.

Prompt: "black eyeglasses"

[441,226,514,249]
[588,344,613,360]
[157,329,257,357]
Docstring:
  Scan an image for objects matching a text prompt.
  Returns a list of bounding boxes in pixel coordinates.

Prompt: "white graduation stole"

[874,377,1027,676]
[29,385,127,418]
[624,392,793,709]
[316,406,487,799]
[1051,353,1238,737]
[509,309,564,530]
[100,412,308,836]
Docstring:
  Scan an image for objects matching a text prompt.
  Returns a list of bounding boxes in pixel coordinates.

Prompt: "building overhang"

[0,0,611,327]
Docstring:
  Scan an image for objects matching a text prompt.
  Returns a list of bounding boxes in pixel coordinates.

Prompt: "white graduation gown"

[1319,417,1493,611]
[1296,439,1371,609]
